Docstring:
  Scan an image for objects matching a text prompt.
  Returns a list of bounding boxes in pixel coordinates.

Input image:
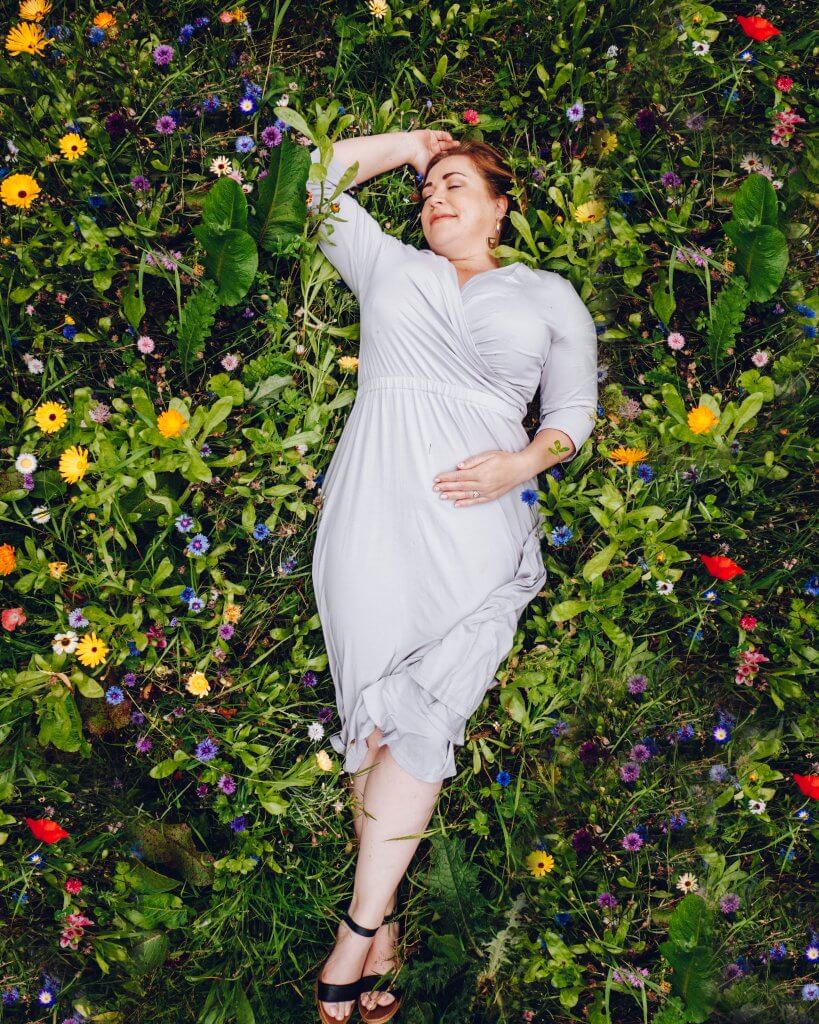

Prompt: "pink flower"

[775,75,794,92]
[221,353,240,372]
[462,108,480,125]
[666,332,686,350]
[751,350,770,367]
[136,335,155,354]
[55,292,68,305]
[739,614,758,631]
[1,607,26,631]
[64,878,83,895]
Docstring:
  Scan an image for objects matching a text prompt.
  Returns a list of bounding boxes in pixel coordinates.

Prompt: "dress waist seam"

[356,374,521,418]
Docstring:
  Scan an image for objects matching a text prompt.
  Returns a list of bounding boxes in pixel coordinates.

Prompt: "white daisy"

[52,631,79,655]
[31,506,51,524]
[307,721,325,741]
[209,156,233,177]
[23,354,44,374]
[748,799,767,814]
[15,452,38,474]
[692,40,710,55]
[656,579,675,595]
[739,152,763,172]
[676,872,700,893]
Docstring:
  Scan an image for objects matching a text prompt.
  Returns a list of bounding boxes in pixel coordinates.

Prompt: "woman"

[308,128,598,1022]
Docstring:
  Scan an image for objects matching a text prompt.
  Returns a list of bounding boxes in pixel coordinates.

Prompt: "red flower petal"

[793,774,819,800]
[736,15,781,41]
[699,554,745,580]
[26,817,70,844]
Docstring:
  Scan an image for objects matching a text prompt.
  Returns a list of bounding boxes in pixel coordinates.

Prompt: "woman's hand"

[408,129,460,176]
[432,450,531,508]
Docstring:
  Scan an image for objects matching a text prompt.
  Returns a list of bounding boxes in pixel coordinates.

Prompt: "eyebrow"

[421,171,467,195]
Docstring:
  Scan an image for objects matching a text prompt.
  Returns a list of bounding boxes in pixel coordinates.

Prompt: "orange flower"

[699,554,745,581]
[609,446,649,466]
[736,15,780,41]
[26,817,70,844]
[92,11,116,28]
[0,544,17,576]
[156,408,188,438]
[687,405,719,434]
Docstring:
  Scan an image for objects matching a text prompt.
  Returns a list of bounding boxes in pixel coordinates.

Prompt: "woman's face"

[420,155,508,261]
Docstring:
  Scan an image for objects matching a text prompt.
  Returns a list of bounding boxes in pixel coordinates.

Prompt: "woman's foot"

[318,913,378,1021]
[359,897,399,1013]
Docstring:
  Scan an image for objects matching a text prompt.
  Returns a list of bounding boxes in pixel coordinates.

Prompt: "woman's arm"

[322,131,421,185]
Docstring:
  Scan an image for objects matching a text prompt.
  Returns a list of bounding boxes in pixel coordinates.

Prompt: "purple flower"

[566,101,585,122]
[619,761,641,783]
[196,783,209,797]
[768,942,787,962]
[301,671,318,688]
[130,175,151,192]
[235,134,255,154]
[579,739,603,767]
[185,533,210,557]
[155,115,177,136]
[104,111,130,138]
[187,596,205,613]
[686,112,706,131]
[571,828,594,854]
[229,814,247,833]
[152,44,174,66]
[105,686,125,706]
[218,623,235,640]
[710,763,730,782]
[635,107,657,133]
[203,95,221,114]
[69,608,89,629]
[669,811,687,831]
[237,96,258,115]
[629,743,651,762]
[719,893,741,915]
[622,831,644,852]
[598,891,618,909]
[175,513,195,533]
[806,942,819,963]
[260,124,282,147]
[317,706,334,724]
[135,736,153,754]
[131,710,146,725]
[123,672,137,687]
[194,738,219,762]
[661,171,683,187]
[626,674,647,695]
[217,774,236,795]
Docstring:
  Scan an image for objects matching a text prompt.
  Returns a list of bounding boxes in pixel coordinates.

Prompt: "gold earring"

[487,218,501,250]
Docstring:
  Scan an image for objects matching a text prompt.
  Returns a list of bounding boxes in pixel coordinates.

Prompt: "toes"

[377,992,396,1005]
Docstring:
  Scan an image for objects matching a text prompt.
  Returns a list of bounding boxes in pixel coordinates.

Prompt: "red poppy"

[793,774,819,800]
[26,817,70,844]
[1,607,26,631]
[736,15,780,41]
[699,554,745,580]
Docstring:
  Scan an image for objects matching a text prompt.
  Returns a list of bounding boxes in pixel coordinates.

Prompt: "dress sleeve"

[534,274,599,463]
[306,145,402,304]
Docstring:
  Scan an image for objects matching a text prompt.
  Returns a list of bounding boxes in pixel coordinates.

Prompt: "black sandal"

[315,910,380,1024]
[357,902,405,1023]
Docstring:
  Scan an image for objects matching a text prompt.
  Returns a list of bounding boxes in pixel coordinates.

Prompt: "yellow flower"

[223,603,242,624]
[92,11,116,27]
[573,199,606,223]
[0,543,17,576]
[1,236,10,245]
[49,560,68,579]
[34,401,68,433]
[609,446,649,465]
[590,129,618,157]
[687,405,719,434]
[5,20,51,56]
[76,632,109,668]
[230,6,247,20]
[157,409,188,438]
[526,850,555,877]
[1,172,41,210]
[723,259,735,274]
[316,750,334,771]
[338,355,359,373]
[19,0,52,20]
[186,671,211,697]
[59,445,89,484]
[63,315,75,325]
[367,0,389,17]
[58,133,88,161]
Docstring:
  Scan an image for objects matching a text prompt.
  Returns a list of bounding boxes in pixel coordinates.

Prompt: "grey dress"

[307,146,598,784]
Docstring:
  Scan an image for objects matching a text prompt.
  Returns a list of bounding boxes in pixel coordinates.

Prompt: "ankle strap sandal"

[357,906,405,1023]
[315,910,381,1024]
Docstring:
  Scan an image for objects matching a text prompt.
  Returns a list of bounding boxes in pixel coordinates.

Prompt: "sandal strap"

[340,910,380,937]
[317,975,365,1002]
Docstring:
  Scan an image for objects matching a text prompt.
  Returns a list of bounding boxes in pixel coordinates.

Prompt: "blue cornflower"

[617,190,636,206]
[768,941,787,961]
[566,101,585,122]
[803,324,817,338]
[794,303,815,317]
[87,194,105,209]
[739,49,755,63]
[551,721,569,737]
[194,16,210,28]
[180,585,195,603]
[669,812,688,831]
[26,851,46,866]
[237,95,259,115]
[252,523,270,541]
[554,911,571,926]
[195,738,219,762]
[712,724,731,743]
[496,770,512,787]
[802,983,819,1001]
[203,95,221,114]
[242,79,263,100]
[722,88,740,103]
[778,846,796,862]
[550,525,573,547]
[229,814,247,833]
[677,723,695,742]
[805,574,819,597]
[187,596,205,613]
[127,640,140,658]
[178,24,195,44]
[520,488,539,506]
[105,686,125,706]
[636,463,654,482]
[87,26,105,44]
[10,890,29,905]
[186,533,210,557]
[175,512,195,533]
[795,808,813,824]
[685,625,704,641]
[2,987,20,1005]
[280,555,297,574]
[703,588,720,603]
[235,135,255,154]
[62,324,78,340]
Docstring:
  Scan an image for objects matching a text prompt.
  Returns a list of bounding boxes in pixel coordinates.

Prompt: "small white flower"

[276,93,289,107]
[739,152,763,172]
[15,452,38,474]
[241,182,253,195]
[656,579,675,595]
[751,350,770,368]
[52,631,79,655]
[31,506,51,524]
[209,156,233,177]
[748,799,767,814]
[307,721,325,741]
[692,40,710,55]
[676,872,700,893]
[605,44,619,58]
[24,354,44,374]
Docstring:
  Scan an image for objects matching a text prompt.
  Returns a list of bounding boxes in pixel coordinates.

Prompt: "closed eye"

[423,185,461,202]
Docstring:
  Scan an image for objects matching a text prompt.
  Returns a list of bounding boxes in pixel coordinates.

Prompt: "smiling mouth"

[431,215,456,224]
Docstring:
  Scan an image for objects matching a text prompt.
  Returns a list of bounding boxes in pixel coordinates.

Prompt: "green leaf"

[731,172,779,228]
[660,383,688,424]
[121,272,146,330]
[723,222,788,302]
[248,138,311,252]
[149,759,181,780]
[582,542,619,583]
[202,175,248,232]
[177,280,219,374]
[192,226,258,306]
[550,600,591,622]
[731,391,764,434]
[706,276,750,372]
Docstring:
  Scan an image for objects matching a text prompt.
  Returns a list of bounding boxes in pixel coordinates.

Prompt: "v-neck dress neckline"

[449,260,518,294]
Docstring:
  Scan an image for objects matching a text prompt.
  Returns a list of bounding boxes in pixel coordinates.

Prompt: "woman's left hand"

[432,450,530,507]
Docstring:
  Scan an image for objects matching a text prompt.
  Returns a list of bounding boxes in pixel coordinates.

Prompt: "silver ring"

[472,490,479,498]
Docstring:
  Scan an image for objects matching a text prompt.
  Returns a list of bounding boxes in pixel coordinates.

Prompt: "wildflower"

[105,685,125,705]
[626,674,648,695]
[58,445,89,484]
[0,544,17,576]
[687,404,718,434]
[185,671,210,697]
[566,100,585,122]
[210,156,233,176]
[34,400,68,433]
[573,199,605,223]
[157,409,188,438]
[622,831,643,852]
[64,877,82,895]
[136,335,155,354]
[719,893,740,914]
[187,596,205,613]
[609,446,649,465]
[235,134,255,153]
[23,353,44,373]
[669,811,688,831]
[676,872,699,893]
[152,43,174,65]
[656,579,675,595]
[308,721,325,741]
[58,133,88,160]
[692,40,710,55]
[185,533,210,557]
[619,762,641,783]
[229,814,247,833]
[804,943,819,963]
[221,352,240,371]
[217,774,236,795]
[462,109,480,125]
[68,608,89,628]
[496,770,512,787]
[252,523,270,541]
[666,331,686,350]
[795,808,813,823]
[130,174,151,191]
[661,171,683,187]
[526,850,555,876]
[802,983,819,1001]
[194,738,219,762]
[748,798,766,814]
[218,623,234,640]
[5,20,51,57]
[155,115,176,136]
[736,15,779,41]
[260,124,282,147]
[175,513,195,533]
[316,749,334,771]
[26,816,69,843]
[76,632,109,668]
[712,724,731,743]
[630,743,651,762]
[52,631,78,654]
[700,554,744,580]
[223,603,242,623]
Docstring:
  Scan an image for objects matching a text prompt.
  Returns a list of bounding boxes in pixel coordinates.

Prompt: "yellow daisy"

[157,409,188,438]
[526,850,555,877]
[316,749,334,771]
[58,133,88,161]
[58,445,89,484]
[338,355,359,373]
[573,199,606,223]
[92,11,116,28]
[687,405,719,434]
[49,560,68,579]
[76,632,109,668]
[590,129,618,157]
[223,603,242,624]
[609,446,649,465]
[0,543,17,576]
[5,21,51,56]
[0,172,41,210]
[19,0,52,20]
[186,671,211,697]
[34,400,68,433]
